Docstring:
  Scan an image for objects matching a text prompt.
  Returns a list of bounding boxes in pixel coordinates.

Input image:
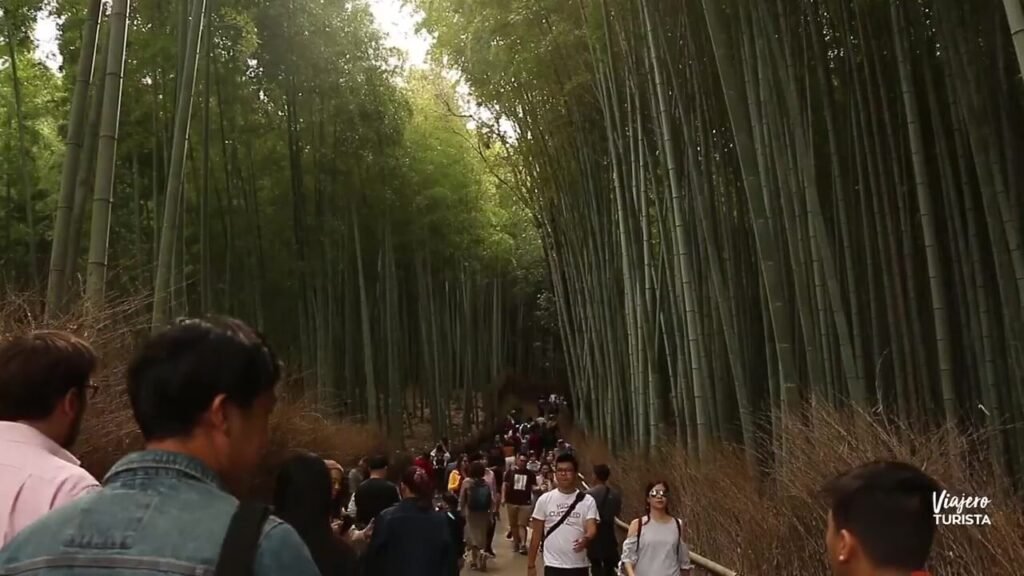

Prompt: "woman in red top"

[413,452,434,479]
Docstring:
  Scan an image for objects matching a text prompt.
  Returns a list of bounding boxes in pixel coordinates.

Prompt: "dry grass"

[572,405,1024,576]
[0,295,388,497]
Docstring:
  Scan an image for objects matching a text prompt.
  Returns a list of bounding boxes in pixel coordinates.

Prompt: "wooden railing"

[578,475,740,576]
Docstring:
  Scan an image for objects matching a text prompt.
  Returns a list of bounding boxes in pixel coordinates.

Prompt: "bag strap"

[675,517,682,561]
[542,492,586,545]
[214,502,272,576]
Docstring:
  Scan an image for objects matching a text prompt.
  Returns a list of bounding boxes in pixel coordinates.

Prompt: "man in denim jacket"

[0,317,319,576]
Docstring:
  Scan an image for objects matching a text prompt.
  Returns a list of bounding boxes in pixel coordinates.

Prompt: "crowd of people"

[0,318,948,576]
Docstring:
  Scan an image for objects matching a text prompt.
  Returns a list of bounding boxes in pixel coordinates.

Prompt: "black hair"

[468,461,486,479]
[367,454,389,471]
[274,453,355,575]
[127,317,280,441]
[554,452,578,472]
[822,460,940,571]
[594,464,611,482]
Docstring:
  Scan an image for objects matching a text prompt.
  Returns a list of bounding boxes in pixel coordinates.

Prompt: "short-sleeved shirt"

[503,467,537,506]
[531,489,599,569]
[586,484,622,550]
[354,477,401,526]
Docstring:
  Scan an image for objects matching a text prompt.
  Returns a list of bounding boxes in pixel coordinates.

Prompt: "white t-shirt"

[531,489,600,568]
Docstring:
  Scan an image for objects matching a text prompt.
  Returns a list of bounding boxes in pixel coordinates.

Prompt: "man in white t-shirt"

[527,452,598,576]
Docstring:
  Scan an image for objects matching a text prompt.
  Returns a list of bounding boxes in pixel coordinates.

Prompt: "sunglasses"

[649,489,668,498]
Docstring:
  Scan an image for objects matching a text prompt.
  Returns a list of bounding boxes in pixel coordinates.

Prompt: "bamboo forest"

[5,0,1024,504]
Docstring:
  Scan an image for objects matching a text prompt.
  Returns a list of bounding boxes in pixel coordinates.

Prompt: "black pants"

[588,556,618,576]
[545,568,589,576]
[485,514,496,552]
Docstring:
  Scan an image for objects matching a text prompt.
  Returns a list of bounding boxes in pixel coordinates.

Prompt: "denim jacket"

[0,450,319,576]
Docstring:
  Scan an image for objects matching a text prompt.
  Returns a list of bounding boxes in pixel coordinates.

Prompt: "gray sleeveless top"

[620,516,694,576]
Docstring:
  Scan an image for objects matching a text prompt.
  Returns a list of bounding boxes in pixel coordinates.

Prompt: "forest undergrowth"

[0,295,389,499]
[573,405,1024,576]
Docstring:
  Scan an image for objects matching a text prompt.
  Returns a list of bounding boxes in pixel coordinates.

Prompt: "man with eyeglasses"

[528,453,599,576]
[0,331,101,546]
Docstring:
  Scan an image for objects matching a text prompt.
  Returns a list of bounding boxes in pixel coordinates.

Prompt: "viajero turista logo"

[932,490,991,526]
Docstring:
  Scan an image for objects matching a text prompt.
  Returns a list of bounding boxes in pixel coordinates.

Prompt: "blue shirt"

[0,450,319,576]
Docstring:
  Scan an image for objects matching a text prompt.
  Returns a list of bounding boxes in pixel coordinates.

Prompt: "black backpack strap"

[214,502,272,576]
[541,492,586,545]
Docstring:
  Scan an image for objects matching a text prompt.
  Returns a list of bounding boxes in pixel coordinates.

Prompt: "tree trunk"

[84,0,132,315]
[46,0,104,317]
[152,0,208,328]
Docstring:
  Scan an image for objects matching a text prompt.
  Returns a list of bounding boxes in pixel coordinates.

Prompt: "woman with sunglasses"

[619,482,693,576]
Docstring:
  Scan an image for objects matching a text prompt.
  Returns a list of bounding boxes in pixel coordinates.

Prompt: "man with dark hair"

[0,317,319,575]
[503,453,538,554]
[822,460,940,576]
[351,454,401,528]
[529,452,599,576]
[0,331,100,546]
[586,464,621,576]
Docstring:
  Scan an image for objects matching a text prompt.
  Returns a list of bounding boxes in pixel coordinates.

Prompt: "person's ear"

[209,393,230,435]
[60,388,82,417]
[836,528,856,564]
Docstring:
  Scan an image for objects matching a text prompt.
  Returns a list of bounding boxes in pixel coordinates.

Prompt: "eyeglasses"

[649,489,668,498]
[555,468,575,475]
[84,382,100,400]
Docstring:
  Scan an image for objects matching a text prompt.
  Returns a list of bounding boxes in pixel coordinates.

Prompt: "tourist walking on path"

[325,459,348,523]
[822,460,941,576]
[350,454,401,529]
[461,461,495,571]
[620,481,692,576]
[527,453,599,576]
[0,331,101,546]
[0,317,319,575]
[414,452,435,481]
[275,454,360,576]
[486,451,506,556]
[441,493,466,575]
[364,466,457,576]
[537,463,555,494]
[448,455,470,496]
[432,442,451,493]
[585,465,621,576]
[503,453,538,555]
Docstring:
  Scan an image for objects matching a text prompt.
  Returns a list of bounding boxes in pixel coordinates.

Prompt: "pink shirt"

[0,421,100,546]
